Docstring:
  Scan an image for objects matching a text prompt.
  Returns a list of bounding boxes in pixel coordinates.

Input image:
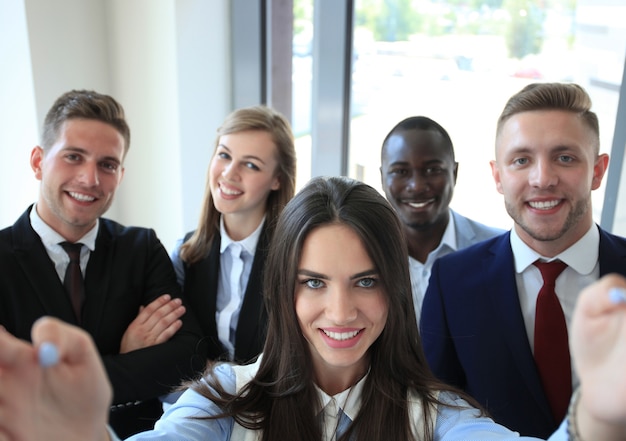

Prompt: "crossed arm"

[119,294,185,354]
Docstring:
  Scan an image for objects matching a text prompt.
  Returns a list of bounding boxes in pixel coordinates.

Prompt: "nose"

[77,162,99,187]
[528,159,558,189]
[406,171,429,192]
[325,287,357,324]
[221,162,239,181]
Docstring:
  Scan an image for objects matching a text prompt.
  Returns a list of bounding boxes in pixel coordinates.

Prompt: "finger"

[30,317,95,366]
[142,298,183,331]
[153,319,183,345]
[161,304,186,324]
[575,274,626,319]
[134,294,172,325]
[0,328,34,369]
[142,304,185,344]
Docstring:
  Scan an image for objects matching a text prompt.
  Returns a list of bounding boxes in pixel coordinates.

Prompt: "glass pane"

[349,0,626,230]
[293,0,314,191]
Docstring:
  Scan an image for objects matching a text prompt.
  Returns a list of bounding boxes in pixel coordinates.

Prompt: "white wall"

[0,1,51,231]
[0,0,231,253]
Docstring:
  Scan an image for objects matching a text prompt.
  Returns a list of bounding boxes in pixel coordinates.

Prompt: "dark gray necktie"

[60,242,85,323]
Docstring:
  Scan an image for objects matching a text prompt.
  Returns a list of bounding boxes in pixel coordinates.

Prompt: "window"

[347,0,626,230]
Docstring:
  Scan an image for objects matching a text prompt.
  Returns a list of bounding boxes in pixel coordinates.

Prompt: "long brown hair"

[179,105,296,264]
[193,176,476,440]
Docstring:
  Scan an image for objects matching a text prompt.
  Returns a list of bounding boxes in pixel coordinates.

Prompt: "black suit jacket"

[182,226,269,364]
[420,227,626,438]
[0,206,205,437]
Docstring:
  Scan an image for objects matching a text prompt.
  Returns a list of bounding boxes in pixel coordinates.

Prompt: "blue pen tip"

[608,287,626,305]
[38,342,59,368]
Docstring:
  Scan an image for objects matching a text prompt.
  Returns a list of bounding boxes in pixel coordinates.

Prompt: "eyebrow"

[217,144,267,165]
[297,268,379,280]
[388,158,445,167]
[63,146,122,165]
[505,144,578,156]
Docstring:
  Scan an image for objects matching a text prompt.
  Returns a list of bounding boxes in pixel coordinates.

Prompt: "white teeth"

[529,200,560,210]
[406,199,434,208]
[69,192,95,202]
[322,330,360,341]
[220,185,242,196]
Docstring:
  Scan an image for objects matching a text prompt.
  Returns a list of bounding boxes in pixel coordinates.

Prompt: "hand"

[119,294,186,354]
[571,274,626,441]
[0,317,111,441]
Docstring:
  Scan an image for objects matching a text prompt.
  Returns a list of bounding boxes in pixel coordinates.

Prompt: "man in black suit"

[0,90,204,437]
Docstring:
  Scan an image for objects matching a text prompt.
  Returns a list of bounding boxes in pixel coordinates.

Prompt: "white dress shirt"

[216,216,264,359]
[29,203,98,281]
[408,212,457,324]
[511,224,600,387]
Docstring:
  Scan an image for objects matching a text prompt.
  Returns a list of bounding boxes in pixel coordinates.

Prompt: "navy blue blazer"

[420,227,626,439]
[0,206,205,437]
[181,225,269,364]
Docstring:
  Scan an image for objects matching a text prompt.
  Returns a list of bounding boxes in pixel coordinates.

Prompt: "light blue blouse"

[115,363,570,441]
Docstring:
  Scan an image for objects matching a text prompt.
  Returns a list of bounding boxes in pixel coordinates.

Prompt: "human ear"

[490,160,503,195]
[30,146,45,180]
[591,153,609,190]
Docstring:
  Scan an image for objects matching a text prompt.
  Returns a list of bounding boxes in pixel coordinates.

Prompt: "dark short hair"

[41,89,130,154]
[381,115,455,162]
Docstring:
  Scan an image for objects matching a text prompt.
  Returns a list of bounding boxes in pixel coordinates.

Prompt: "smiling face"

[295,223,388,394]
[209,130,281,238]
[31,118,125,242]
[380,128,458,231]
[491,109,608,256]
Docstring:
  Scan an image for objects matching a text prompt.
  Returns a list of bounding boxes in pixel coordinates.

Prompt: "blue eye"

[513,158,529,166]
[304,278,324,289]
[357,277,377,288]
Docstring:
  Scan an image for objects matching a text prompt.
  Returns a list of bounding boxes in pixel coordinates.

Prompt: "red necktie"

[60,242,85,324]
[533,260,571,422]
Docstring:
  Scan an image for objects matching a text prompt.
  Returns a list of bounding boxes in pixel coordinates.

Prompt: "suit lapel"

[598,227,626,276]
[194,233,221,338]
[12,207,79,324]
[451,210,476,249]
[234,225,269,362]
[484,234,553,420]
[179,232,221,357]
[82,221,114,334]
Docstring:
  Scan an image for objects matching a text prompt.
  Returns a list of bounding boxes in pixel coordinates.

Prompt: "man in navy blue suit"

[420,82,626,439]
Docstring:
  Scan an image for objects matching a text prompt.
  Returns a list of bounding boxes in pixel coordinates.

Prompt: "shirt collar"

[440,209,457,252]
[510,224,599,274]
[219,215,265,256]
[406,211,457,269]
[315,371,368,422]
[29,203,98,251]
